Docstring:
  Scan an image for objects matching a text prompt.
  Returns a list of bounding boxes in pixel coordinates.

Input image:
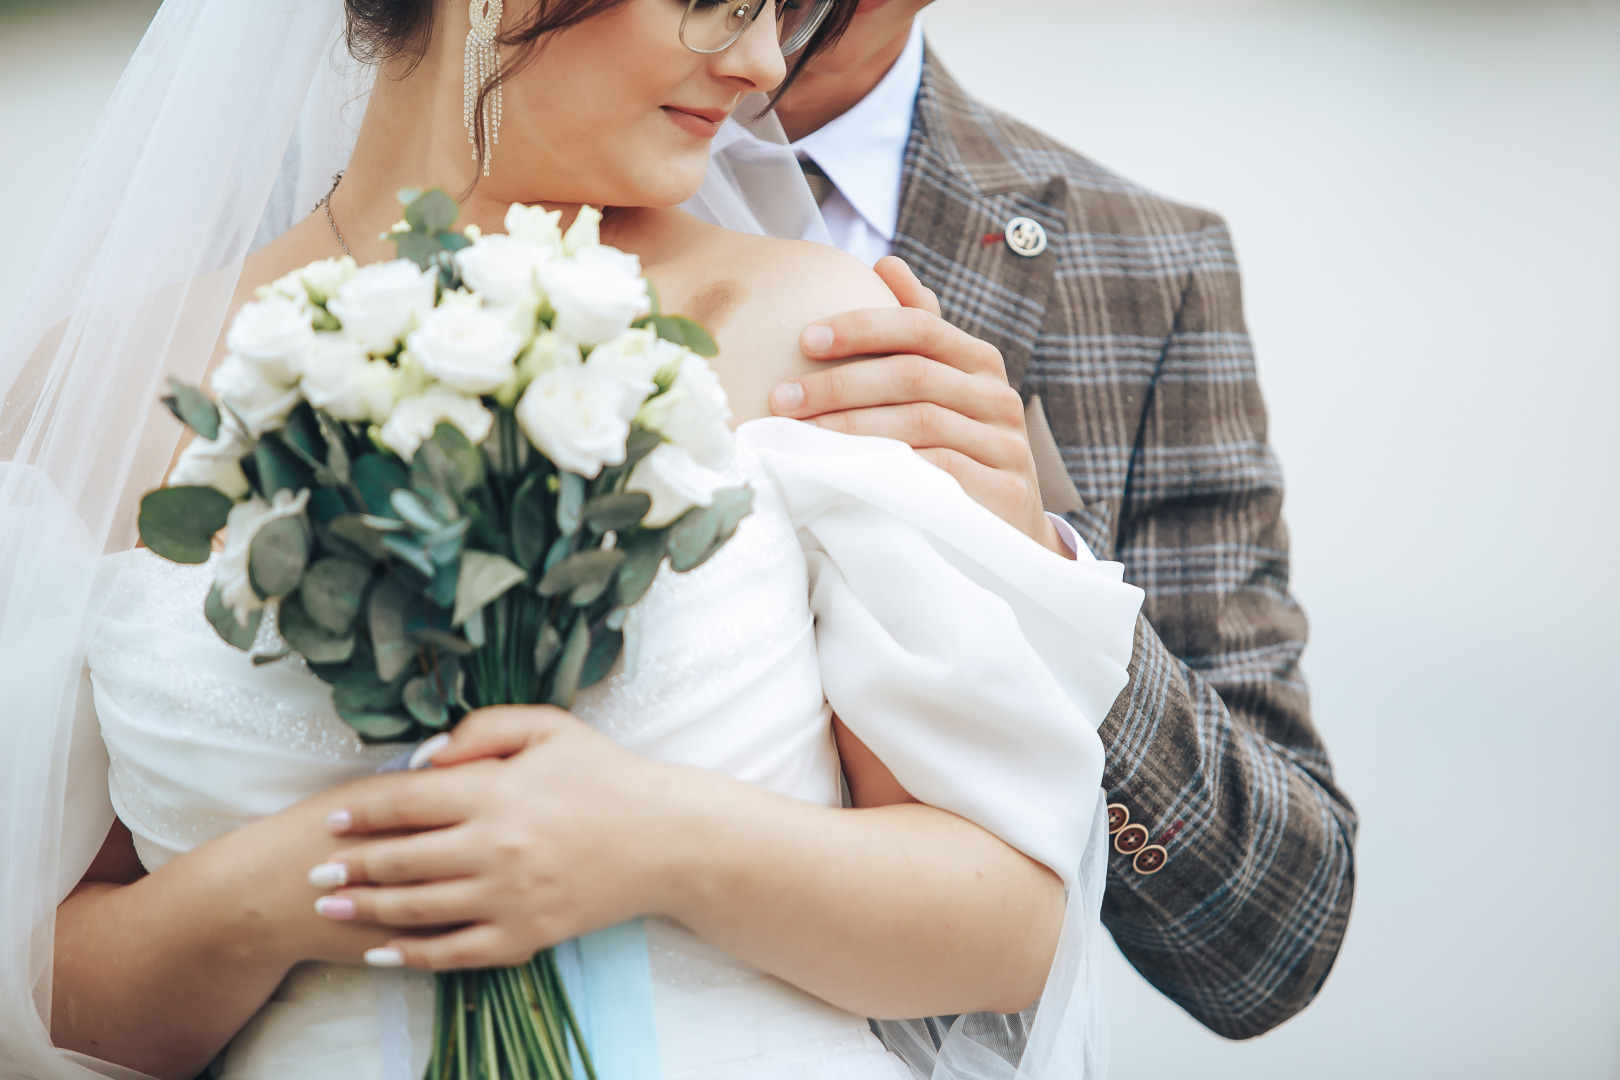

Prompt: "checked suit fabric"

[878,49,1358,1046]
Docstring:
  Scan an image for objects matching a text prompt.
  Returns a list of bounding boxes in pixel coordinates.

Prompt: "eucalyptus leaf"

[437,231,471,253]
[391,489,445,533]
[204,583,260,651]
[368,578,417,683]
[405,188,459,234]
[354,454,410,518]
[279,405,325,469]
[414,423,483,500]
[279,595,356,664]
[299,557,371,634]
[712,486,754,544]
[161,378,220,440]
[453,550,529,626]
[403,675,450,730]
[639,314,719,358]
[254,435,311,498]
[583,492,652,534]
[557,472,586,537]
[668,505,721,573]
[381,534,436,579]
[537,548,624,598]
[615,528,668,607]
[547,616,590,709]
[580,627,623,690]
[622,427,664,475]
[511,473,553,571]
[543,534,572,573]
[139,485,234,565]
[315,411,352,486]
[394,231,441,270]
[339,709,415,744]
[323,514,399,563]
[533,624,563,676]
[415,628,476,655]
[463,606,486,647]
[248,514,309,600]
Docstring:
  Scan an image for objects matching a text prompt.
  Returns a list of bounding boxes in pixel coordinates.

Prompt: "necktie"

[798,158,836,207]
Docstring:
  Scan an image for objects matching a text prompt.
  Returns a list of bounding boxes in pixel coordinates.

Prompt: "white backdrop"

[3,1,1618,1077]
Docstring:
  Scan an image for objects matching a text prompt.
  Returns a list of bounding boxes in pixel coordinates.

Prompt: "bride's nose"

[709,0,790,91]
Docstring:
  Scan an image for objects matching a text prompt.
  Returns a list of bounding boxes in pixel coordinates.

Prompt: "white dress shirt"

[728,21,1085,557]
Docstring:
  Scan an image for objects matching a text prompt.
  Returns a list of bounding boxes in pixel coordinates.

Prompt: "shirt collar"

[792,20,924,242]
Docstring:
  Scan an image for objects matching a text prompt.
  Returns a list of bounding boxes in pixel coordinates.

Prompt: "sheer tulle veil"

[0,1,1109,1076]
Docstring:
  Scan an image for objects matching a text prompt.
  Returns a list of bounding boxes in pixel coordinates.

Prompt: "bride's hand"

[307,708,695,970]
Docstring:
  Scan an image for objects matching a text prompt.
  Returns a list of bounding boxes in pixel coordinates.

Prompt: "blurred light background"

[3,0,1618,1077]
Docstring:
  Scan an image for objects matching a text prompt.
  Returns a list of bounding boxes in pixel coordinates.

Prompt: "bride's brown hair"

[346,0,857,170]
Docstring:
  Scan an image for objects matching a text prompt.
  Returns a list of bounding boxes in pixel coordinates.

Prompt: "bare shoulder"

[649,217,897,424]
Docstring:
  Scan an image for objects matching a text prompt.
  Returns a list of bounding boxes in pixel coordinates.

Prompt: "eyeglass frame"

[678,0,837,58]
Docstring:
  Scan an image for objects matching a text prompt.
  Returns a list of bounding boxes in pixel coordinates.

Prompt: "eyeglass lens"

[681,0,835,56]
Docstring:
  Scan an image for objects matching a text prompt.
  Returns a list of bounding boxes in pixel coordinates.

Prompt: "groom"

[760,0,1358,1045]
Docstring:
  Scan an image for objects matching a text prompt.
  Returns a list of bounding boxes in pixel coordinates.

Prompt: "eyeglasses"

[680,0,838,57]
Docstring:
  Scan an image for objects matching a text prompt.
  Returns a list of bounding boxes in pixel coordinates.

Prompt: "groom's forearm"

[656,769,1065,1020]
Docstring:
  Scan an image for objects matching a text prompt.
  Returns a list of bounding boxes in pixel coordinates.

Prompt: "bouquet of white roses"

[139,189,750,1080]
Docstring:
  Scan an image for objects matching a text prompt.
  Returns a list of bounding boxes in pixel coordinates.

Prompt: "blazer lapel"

[892,47,1066,395]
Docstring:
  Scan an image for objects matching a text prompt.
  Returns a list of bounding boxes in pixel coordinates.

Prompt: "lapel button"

[1004,216,1048,258]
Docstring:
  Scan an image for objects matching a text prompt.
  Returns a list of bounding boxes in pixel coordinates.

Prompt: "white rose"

[495,330,582,408]
[636,352,733,469]
[626,442,728,528]
[168,417,251,499]
[300,333,398,424]
[406,304,525,395]
[515,364,642,478]
[540,245,651,346]
[563,205,602,255]
[328,260,437,355]
[225,296,314,386]
[262,256,357,309]
[379,386,494,463]
[456,233,552,308]
[504,203,564,258]
[211,353,302,436]
[586,327,681,392]
[216,488,310,627]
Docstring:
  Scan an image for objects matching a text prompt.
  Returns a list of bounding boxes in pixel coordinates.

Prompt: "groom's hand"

[770,256,1067,557]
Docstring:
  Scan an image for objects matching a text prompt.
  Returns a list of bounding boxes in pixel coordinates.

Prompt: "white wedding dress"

[78,418,1142,1080]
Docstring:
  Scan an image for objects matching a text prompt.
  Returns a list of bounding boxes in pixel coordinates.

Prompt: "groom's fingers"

[772,353,1016,425]
[798,305,1005,378]
[873,255,942,317]
[807,402,1029,472]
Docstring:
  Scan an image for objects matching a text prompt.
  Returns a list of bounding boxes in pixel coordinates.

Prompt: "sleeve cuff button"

[1133,845,1168,875]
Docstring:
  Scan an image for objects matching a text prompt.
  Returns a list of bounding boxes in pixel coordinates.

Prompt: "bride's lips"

[662,105,730,138]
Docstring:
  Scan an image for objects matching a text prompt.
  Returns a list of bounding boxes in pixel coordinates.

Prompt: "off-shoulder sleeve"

[741,418,1142,887]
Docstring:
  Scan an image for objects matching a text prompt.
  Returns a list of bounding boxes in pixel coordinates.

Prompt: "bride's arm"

[51,780,404,1079]
[321,709,1065,1019]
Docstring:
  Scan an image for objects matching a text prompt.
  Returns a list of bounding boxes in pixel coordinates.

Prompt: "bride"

[0,1,1141,1078]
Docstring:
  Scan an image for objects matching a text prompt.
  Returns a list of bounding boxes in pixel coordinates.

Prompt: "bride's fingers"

[321,828,480,886]
[425,706,571,768]
[809,402,1030,472]
[322,879,485,929]
[380,924,536,972]
[773,353,1015,425]
[328,763,492,836]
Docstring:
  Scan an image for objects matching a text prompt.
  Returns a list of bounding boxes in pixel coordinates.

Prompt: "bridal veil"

[0,2,1118,1077]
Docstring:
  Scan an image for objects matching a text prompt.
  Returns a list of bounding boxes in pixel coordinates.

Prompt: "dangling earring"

[464,0,503,176]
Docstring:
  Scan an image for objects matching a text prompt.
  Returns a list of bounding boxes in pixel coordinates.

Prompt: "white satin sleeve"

[740,418,1142,889]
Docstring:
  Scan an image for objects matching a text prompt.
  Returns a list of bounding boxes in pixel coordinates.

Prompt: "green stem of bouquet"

[425,952,594,1080]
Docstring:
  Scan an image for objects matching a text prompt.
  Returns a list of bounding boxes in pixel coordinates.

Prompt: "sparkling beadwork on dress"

[464,0,503,176]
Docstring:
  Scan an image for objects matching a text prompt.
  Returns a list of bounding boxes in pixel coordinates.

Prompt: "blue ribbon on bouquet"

[375,748,663,1080]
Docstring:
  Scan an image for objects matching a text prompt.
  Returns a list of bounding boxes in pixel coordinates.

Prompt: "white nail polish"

[325,809,352,832]
[308,862,348,888]
[364,947,406,968]
[408,733,452,770]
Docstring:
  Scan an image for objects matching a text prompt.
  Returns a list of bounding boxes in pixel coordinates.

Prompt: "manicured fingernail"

[802,324,834,354]
[308,862,348,888]
[314,896,357,920]
[770,381,804,413]
[325,809,352,832]
[409,733,452,770]
[364,947,406,968]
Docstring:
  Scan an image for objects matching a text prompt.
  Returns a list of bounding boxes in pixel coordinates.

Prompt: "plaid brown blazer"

[888,48,1358,1043]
